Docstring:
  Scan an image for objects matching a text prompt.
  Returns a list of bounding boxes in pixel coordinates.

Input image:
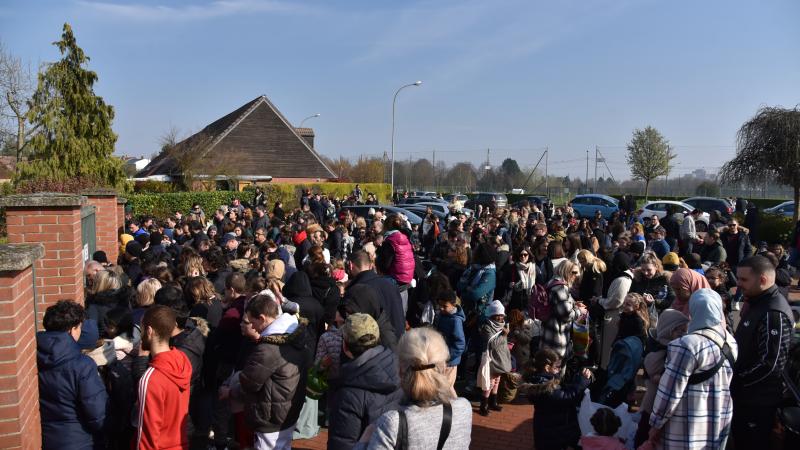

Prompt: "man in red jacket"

[137,305,192,450]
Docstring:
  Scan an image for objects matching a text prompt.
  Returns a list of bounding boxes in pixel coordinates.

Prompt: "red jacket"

[383,230,415,284]
[136,348,192,450]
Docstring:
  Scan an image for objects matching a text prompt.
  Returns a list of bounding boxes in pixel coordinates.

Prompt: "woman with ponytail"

[354,328,473,449]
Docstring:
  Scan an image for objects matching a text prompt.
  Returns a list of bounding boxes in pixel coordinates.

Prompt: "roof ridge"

[197,96,267,159]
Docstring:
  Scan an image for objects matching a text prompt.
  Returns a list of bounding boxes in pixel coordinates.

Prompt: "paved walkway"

[293,399,534,450]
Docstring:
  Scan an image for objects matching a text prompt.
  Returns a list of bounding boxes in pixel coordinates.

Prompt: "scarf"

[515,261,535,293]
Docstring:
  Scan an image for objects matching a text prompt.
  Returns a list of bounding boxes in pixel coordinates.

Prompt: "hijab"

[266,259,286,291]
[655,309,690,345]
[669,268,710,316]
[688,288,725,333]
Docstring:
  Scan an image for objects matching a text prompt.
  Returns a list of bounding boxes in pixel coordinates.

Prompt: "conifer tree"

[14,23,126,190]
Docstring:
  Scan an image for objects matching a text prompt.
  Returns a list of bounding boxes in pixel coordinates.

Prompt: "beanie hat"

[149,231,163,246]
[655,309,690,345]
[630,241,645,255]
[485,300,505,317]
[662,252,680,267]
[342,313,380,347]
[221,232,238,246]
[125,241,143,258]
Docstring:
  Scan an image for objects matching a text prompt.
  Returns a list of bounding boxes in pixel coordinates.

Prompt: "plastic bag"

[420,301,436,325]
[477,349,493,391]
[572,316,591,357]
[577,388,636,448]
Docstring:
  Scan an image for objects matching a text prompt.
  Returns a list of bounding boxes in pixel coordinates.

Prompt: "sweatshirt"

[137,348,192,450]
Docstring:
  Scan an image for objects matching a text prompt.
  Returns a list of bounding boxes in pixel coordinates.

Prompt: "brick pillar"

[83,190,119,264]
[117,196,127,232]
[0,194,87,316]
[0,244,44,449]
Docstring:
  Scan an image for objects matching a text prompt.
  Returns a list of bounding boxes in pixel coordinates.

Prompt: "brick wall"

[0,244,44,449]
[0,195,87,320]
[85,194,119,264]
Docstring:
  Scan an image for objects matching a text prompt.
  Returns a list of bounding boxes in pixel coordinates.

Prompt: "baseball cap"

[342,313,380,347]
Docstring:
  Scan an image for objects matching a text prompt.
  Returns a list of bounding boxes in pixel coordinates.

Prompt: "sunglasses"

[519,253,529,257]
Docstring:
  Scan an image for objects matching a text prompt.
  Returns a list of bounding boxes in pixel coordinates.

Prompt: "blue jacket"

[435,306,466,366]
[651,239,671,259]
[37,331,108,450]
[456,264,496,312]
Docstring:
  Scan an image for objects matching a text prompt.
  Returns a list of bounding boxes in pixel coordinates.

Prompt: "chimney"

[295,127,314,149]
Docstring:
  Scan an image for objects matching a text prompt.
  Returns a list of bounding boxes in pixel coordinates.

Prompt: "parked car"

[397,196,447,205]
[638,200,711,231]
[444,193,468,205]
[569,194,619,219]
[339,205,423,226]
[407,191,437,197]
[513,195,550,209]
[682,197,734,217]
[764,201,795,217]
[465,192,509,210]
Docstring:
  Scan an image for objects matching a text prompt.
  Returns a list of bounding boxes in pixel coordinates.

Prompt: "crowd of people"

[35,188,799,450]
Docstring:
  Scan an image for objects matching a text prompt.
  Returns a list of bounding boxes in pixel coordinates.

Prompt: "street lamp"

[299,113,320,128]
[391,81,422,197]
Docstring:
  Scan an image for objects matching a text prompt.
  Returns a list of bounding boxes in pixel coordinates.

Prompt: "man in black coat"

[346,250,405,340]
[327,313,402,450]
[282,271,325,345]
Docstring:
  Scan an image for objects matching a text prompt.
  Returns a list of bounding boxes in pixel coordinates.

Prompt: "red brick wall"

[5,207,85,316]
[86,195,119,264]
[0,267,42,449]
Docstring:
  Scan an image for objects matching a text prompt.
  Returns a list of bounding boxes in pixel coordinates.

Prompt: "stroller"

[592,336,644,408]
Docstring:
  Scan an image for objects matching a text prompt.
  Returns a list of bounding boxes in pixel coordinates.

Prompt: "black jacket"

[347,270,405,341]
[328,345,403,450]
[326,228,345,260]
[732,285,794,406]
[343,284,398,351]
[85,287,134,337]
[283,271,325,345]
[309,275,341,327]
[721,230,752,266]
[630,273,675,312]
[578,268,604,303]
[527,372,591,450]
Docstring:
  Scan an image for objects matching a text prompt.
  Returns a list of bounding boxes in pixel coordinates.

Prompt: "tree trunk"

[14,115,25,175]
[644,179,650,201]
[794,183,799,224]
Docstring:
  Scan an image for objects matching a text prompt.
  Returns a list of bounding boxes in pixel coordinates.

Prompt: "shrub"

[758,212,795,245]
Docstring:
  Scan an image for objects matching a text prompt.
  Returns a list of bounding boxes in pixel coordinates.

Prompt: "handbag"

[477,330,502,391]
[395,402,453,450]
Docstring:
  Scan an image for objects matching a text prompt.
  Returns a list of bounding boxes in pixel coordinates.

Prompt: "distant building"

[136,95,336,187]
[124,157,151,172]
[0,156,16,183]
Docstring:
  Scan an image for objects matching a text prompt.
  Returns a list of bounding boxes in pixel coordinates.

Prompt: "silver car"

[638,200,710,231]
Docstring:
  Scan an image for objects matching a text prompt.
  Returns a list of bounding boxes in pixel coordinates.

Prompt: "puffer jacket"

[328,345,403,450]
[284,271,325,345]
[237,317,312,433]
[527,372,591,450]
[85,287,134,337]
[37,331,108,450]
[378,229,415,284]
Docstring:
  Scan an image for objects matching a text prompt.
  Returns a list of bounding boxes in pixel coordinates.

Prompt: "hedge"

[126,182,391,217]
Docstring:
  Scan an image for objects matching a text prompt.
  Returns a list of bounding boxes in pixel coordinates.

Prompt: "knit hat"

[630,241,645,255]
[662,252,680,267]
[654,309,690,344]
[342,313,380,347]
[485,300,505,317]
[125,241,143,258]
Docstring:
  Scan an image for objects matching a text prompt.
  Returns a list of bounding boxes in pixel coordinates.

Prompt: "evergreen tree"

[14,23,126,190]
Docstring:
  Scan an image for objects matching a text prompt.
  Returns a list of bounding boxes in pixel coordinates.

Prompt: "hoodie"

[434,306,466,366]
[37,331,108,450]
[136,348,192,450]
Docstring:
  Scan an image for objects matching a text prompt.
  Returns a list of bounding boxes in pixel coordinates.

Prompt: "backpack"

[528,279,565,322]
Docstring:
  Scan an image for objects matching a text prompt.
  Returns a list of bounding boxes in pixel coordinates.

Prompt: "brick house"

[136,95,336,188]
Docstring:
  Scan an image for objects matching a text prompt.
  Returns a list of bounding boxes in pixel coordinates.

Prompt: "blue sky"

[1,0,799,180]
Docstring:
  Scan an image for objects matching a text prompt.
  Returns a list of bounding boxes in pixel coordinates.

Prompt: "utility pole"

[594,146,599,193]
[586,149,590,194]
[544,147,549,198]
[432,149,436,192]
[486,148,491,190]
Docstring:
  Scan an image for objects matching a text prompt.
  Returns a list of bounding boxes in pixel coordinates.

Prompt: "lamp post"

[391,81,422,197]
[299,113,320,128]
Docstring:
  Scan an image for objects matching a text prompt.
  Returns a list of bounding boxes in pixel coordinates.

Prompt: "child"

[579,408,626,450]
[479,300,512,416]
[434,289,466,390]
[634,309,689,447]
[616,293,649,343]
[525,348,592,450]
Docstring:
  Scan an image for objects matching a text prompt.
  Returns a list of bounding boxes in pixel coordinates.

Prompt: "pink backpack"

[528,279,565,322]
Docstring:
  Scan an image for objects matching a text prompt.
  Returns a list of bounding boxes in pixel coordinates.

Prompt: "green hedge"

[126,182,392,217]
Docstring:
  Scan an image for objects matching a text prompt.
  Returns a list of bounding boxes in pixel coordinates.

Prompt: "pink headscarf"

[669,268,711,316]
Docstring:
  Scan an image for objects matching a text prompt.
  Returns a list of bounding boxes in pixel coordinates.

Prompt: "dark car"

[513,195,551,209]
[397,196,446,206]
[682,197,734,217]
[339,205,423,226]
[465,192,509,210]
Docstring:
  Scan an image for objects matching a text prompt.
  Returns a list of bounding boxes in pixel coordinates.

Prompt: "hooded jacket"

[434,306,466,366]
[527,372,591,450]
[347,270,405,341]
[328,345,403,450]
[237,316,311,433]
[86,287,134,336]
[136,348,192,450]
[283,271,325,344]
[37,331,108,450]
[308,273,340,327]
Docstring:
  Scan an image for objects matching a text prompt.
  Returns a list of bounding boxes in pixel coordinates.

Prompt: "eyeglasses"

[728,223,738,227]
[519,253,529,257]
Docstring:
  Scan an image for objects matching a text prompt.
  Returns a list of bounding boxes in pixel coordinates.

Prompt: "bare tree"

[0,40,35,170]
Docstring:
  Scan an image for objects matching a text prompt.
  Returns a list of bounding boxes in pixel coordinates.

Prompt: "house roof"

[137,95,336,179]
